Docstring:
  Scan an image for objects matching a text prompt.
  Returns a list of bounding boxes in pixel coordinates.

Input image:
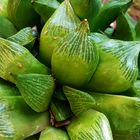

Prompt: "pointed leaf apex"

[77,19,90,33]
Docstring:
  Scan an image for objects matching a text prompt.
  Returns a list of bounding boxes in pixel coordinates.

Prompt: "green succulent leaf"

[50,98,73,121]
[0,37,50,83]
[88,39,140,93]
[8,27,37,49]
[16,74,55,112]
[66,109,113,140]
[52,20,99,88]
[64,87,140,140]
[63,86,96,115]
[39,0,80,66]
[0,96,49,140]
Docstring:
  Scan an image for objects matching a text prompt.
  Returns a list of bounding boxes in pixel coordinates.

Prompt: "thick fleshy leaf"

[0,96,49,139]
[39,0,80,66]
[52,20,99,88]
[16,74,55,112]
[66,109,113,140]
[63,86,140,140]
[0,37,50,83]
[87,39,140,93]
[63,86,95,115]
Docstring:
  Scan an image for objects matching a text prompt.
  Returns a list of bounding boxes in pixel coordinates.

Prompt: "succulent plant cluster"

[0,0,140,140]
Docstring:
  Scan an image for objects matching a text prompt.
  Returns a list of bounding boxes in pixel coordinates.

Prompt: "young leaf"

[50,98,73,121]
